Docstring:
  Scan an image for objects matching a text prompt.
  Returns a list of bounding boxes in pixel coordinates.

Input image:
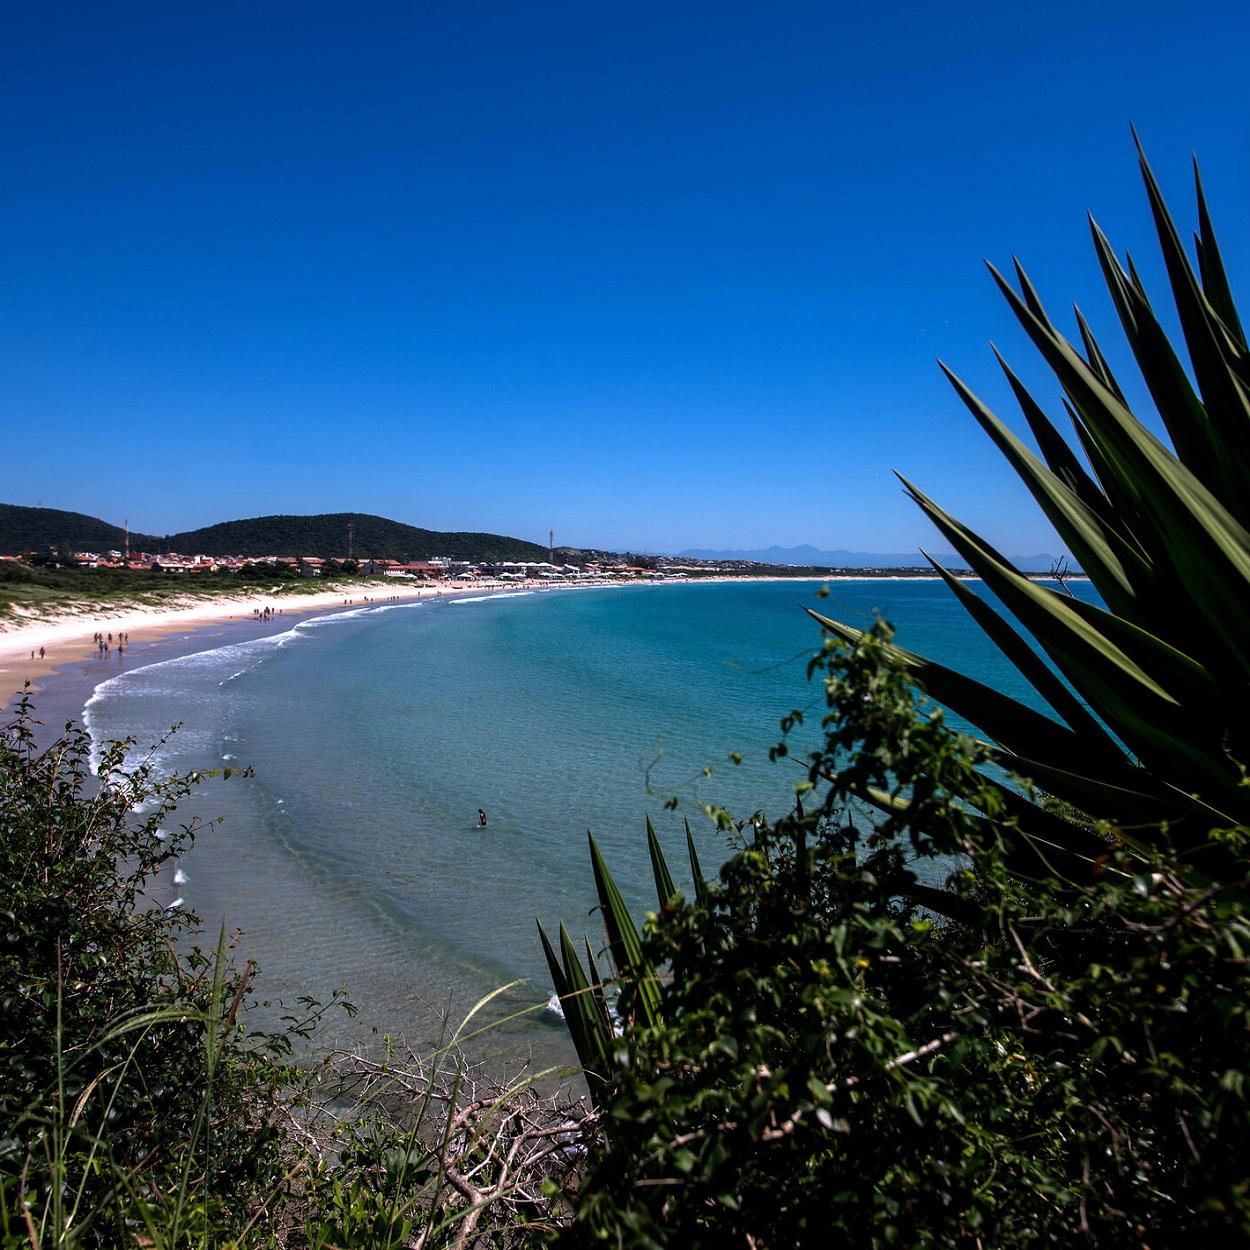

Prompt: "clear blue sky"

[3,1,1248,554]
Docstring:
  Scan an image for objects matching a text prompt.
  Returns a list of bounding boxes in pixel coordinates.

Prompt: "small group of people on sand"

[90,630,128,656]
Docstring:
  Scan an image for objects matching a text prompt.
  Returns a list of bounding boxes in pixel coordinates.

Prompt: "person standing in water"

[477,809,488,828]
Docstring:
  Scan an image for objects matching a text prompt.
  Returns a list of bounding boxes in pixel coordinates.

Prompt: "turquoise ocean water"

[82,579,1095,1069]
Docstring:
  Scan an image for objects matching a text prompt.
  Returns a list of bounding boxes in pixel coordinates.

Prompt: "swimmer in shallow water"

[478,808,488,828]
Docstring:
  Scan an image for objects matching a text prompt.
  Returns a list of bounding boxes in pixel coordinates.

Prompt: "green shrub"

[554,624,1250,1247]
[0,694,583,1247]
[0,695,313,1248]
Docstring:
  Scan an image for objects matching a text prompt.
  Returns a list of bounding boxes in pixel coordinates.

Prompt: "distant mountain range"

[678,544,1068,573]
[0,504,551,564]
[1,505,1073,573]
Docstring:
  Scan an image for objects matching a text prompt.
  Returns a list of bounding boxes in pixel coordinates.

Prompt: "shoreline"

[0,580,479,694]
[0,571,1076,735]
[0,573,847,697]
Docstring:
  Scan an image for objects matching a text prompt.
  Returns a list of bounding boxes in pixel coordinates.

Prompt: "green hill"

[0,504,160,555]
[160,513,549,563]
[0,504,550,564]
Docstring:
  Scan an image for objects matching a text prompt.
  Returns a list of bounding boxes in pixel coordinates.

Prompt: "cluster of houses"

[44,550,687,583]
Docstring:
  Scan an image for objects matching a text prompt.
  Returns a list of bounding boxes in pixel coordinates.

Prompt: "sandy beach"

[1,571,1000,687]
[0,571,966,725]
[0,580,507,694]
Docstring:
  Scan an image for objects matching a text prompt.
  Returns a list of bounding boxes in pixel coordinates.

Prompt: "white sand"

[0,571,937,694]
[0,580,498,689]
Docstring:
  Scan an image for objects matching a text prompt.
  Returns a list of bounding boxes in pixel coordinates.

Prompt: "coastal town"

[6,549,693,582]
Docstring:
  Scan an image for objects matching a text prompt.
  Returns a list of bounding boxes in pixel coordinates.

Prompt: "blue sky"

[3,1,1248,554]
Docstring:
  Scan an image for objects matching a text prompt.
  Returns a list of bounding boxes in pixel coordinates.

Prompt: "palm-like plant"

[814,139,1250,879]
[541,143,1250,1102]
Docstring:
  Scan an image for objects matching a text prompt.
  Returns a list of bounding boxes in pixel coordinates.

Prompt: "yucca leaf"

[537,920,609,1093]
[993,752,1214,840]
[859,781,1114,884]
[993,350,1117,524]
[1073,304,1127,403]
[558,922,612,1080]
[1011,256,1050,325]
[684,816,708,906]
[1089,217,1247,515]
[938,362,1145,614]
[1063,398,1152,535]
[1134,137,1250,454]
[538,920,569,1001]
[920,554,1125,758]
[583,935,613,1038]
[988,263,1250,679]
[808,608,1125,770]
[1091,220,1220,467]
[645,814,678,907]
[589,833,662,1029]
[899,480,1246,808]
[1192,158,1247,348]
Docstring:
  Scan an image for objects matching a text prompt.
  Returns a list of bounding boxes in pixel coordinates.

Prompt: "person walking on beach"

[478,808,488,829]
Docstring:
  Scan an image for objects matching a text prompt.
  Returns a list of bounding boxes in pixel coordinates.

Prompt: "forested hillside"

[0,504,551,563]
[0,504,160,554]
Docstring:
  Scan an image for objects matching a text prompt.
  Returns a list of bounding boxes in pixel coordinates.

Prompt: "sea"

[80,578,1095,1074]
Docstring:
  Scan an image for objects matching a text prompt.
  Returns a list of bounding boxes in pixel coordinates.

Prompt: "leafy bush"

[546,146,1250,1246]
[553,625,1250,1247]
[0,696,324,1247]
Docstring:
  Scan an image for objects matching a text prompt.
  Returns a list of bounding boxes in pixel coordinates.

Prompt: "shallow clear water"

[83,579,1096,1069]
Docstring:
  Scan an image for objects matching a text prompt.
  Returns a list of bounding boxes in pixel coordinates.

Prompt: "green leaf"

[684,817,708,906]
[646,815,678,908]
[589,833,662,1029]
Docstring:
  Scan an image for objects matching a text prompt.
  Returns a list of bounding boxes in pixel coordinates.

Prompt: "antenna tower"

[549,528,554,563]
[347,521,355,561]
[124,518,130,561]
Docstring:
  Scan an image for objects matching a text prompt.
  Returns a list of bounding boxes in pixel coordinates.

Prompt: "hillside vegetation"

[0,504,160,555]
[0,504,550,563]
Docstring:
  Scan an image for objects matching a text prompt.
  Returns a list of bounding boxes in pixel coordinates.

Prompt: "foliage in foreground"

[0,699,581,1248]
[551,624,1250,1246]
[0,698,298,1247]
[816,141,1250,903]
[545,147,1250,1245]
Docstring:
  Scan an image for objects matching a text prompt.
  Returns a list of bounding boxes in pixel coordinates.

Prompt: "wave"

[449,592,536,605]
[80,600,432,774]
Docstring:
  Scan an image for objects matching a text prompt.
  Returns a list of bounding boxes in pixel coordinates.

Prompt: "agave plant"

[541,142,1250,1098]
[537,817,704,1106]
[813,139,1250,881]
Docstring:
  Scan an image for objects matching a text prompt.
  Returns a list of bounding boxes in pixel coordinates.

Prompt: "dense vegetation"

[543,146,1250,1243]
[0,505,159,557]
[548,625,1250,1245]
[0,562,357,622]
[0,506,550,564]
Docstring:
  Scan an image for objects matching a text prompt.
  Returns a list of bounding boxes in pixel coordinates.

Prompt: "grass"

[0,565,400,623]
